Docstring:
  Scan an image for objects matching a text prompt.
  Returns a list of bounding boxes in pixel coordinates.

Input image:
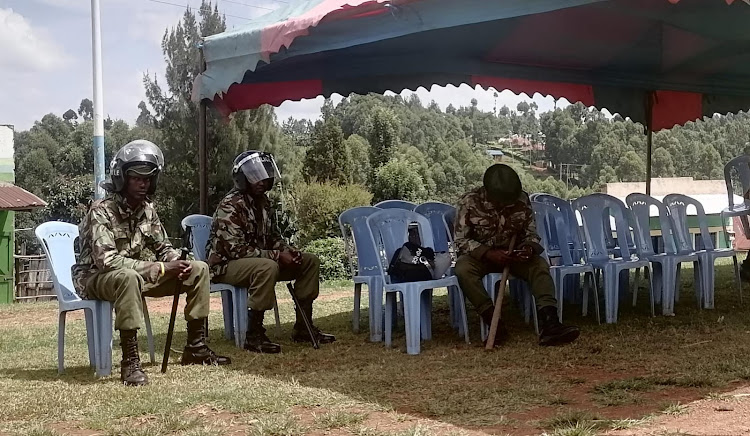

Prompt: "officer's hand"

[165,260,191,279]
[484,249,514,267]
[514,246,534,263]
[278,251,298,268]
[289,249,303,265]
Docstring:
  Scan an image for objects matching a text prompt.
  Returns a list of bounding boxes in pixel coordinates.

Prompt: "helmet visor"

[235,151,281,185]
[117,140,164,170]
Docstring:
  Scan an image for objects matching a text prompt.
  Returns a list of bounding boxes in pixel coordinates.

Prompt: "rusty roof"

[0,183,46,211]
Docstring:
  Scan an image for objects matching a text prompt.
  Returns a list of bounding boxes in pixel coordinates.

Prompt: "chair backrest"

[338,207,382,277]
[414,202,455,252]
[181,214,213,261]
[723,155,750,209]
[35,222,80,303]
[626,193,679,257]
[374,200,417,210]
[572,193,637,262]
[367,209,435,284]
[663,193,715,252]
[531,202,576,266]
[531,193,584,254]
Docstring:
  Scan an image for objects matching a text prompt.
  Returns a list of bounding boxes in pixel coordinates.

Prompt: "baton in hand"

[161,227,193,373]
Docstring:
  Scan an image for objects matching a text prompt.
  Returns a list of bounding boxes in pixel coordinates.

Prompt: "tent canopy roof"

[194,0,750,130]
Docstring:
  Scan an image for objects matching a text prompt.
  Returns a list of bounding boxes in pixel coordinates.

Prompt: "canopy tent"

[192,0,750,212]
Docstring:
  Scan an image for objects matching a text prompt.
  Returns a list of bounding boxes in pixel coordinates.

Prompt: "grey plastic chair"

[374,200,417,210]
[720,155,750,241]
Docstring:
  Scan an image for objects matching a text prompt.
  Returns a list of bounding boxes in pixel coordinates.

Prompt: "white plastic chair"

[367,209,469,355]
[36,222,156,377]
[182,214,281,349]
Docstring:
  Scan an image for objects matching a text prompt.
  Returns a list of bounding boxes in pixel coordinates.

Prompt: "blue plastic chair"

[182,214,281,349]
[36,222,155,377]
[339,207,385,342]
[414,202,468,334]
[532,202,600,323]
[374,200,417,210]
[663,194,743,308]
[573,194,654,323]
[720,155,750,242]
[367,209,469,354]
[626,194,702,315]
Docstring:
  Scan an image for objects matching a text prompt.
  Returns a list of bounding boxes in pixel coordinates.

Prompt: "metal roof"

[0,183,46,211]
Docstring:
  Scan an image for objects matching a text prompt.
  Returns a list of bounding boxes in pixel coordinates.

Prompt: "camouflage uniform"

[72,193,210,331]
[206,189,319,311]
[453,187,557,316]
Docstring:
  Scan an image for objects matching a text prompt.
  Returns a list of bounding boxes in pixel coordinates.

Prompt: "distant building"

[486,149,504,162]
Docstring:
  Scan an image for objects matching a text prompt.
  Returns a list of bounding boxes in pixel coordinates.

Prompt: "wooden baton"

[485,234,517,350]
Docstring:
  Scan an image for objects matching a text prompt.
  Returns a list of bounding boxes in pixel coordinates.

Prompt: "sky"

[0,0,565,132]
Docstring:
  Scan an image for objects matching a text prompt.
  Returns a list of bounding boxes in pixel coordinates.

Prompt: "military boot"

[244,310,282,354]
[291,300,336,344]
[119,329,148,386]
[181,319,231,366]
[538,306,580,346]
[481,306,509,346]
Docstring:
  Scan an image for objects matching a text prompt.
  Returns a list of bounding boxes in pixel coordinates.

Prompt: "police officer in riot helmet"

[206,150,335,354]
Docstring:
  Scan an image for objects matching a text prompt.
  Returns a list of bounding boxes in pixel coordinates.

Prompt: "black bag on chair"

[388,242,435,283]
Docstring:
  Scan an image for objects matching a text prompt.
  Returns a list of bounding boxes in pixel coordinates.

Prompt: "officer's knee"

[304,253,320,269]
[112,269,143,288]
[256,258,280,279]
[189,260,209,277]
[454,257,477,279]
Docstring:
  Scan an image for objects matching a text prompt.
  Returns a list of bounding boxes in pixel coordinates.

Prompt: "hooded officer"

[453,164,580,346]
[72,140,230,386]
[206,150,335,354]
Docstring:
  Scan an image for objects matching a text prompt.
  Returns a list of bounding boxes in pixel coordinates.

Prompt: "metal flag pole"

[90,0,106,199]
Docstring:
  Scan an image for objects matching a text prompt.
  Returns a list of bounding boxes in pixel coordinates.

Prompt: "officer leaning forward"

[206,150,335,354]
[72,140,230,386]
[454,164,580,346]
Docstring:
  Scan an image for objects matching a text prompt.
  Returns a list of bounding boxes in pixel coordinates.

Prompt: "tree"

[367,107,398,171]
[136,101,156,127]
[652,147,675,178]
[303,119,351,185]
[371,158,427,203]
[78,98,94,121]
[344,134,370,185]
[63,109,78,124]
[616,151,645,182]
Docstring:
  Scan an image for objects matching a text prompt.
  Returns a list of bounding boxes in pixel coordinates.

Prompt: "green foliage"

[371,158,428,203]
[344,134,370,185]
[302,237,349,281]
[303,119,351,185]
[294,183,372,246]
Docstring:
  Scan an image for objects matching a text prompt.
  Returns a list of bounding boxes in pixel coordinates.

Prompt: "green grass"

[2,260,750,435]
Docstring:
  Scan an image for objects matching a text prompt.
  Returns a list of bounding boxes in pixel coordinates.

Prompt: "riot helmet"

[232,150,281,192]
[102,140,164,195]
[483,164,522,205]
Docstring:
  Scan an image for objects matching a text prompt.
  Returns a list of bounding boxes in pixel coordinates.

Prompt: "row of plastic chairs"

[531,192,742,324]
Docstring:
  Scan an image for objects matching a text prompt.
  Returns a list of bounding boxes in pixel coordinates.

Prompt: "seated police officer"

[206,150,335,354]
[72,140,230,386]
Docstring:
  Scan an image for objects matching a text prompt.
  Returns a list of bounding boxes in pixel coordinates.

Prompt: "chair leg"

[402,290,422,355]
[220,291,234,341]
[84,309,96,369]
[235,290,249,348]
[368,277,384,342]
[353,282,362,333]
[590,271,601,324]
[96,302,113,377]
[530,294,539,335]
[273,297,281,330]
[454,286,470,344]
[141,297,156,364]
[420,289,432,341]
[384,292,397,349]
[604,266,619,324]
[58,311,67,375]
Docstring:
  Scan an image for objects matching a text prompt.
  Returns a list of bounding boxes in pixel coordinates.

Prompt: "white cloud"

[0,8,70,72]
[130,5,182,47]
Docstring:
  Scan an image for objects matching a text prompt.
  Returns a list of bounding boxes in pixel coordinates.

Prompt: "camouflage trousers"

[215,253,320,311]
[454,255,558,316]
[83,261,211,331]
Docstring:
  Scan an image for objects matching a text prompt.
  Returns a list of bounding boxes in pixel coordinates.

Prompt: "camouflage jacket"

[206,189,292,278]
[454,187,543,260]
[71,193,182,298]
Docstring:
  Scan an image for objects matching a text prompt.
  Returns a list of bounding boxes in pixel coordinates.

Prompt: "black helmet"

[102,140,164,194]
[483,164,522,204]
[232,150,281,192]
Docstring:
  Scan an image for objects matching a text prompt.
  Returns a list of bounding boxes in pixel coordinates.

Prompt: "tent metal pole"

[645,91,654,196]
[198,47,208,215]
[199,100,207,214]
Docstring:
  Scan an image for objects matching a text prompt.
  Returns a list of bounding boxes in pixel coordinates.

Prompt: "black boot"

[741,259,750,282]
[244,310,282,354]
[480,306,509,345]
[291,300,336,344]
[181,319,231,366]
[538,306,580,346]
[119,329,148,386]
